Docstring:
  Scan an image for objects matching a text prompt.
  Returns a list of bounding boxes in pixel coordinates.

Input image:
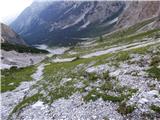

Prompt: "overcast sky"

[0,0,33,24]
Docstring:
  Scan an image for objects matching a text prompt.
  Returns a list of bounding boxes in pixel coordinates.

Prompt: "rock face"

[1,23,27,45]
[11,1,125,45]
[116,1,160,29]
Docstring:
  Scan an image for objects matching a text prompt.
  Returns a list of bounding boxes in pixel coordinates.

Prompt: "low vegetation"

[150,105,160,113]
[117,102,135,115]
[147,66,160,80]
[1,43,48,53]
[116,52,130,61]
[1,66,36,92]
[150,56,160,66]
[11,93,43,115]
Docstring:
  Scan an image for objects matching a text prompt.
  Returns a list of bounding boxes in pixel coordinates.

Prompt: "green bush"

[83,89,101,102]
[150,56,160,66]
[103,71,110,80]
[100,82,113,91]
[117,102,135,115]
[150,105,160,113]
[101,94,124,102]
[87,72,98,81]
[147,66,160,80]
[116,52,130,61]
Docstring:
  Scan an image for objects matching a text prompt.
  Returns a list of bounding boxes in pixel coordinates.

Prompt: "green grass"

[100,81,113,91]
[83,83,137,102]
[116,52,130,61]
[1,43,48,53]
[83,89,127,103]
[10,93,42,115]
[1,66,36,92]
[101,94,125,102]
[48,83,78,104]
[87,72,99,81]
[103,71,110,80]
[147,66,160,80]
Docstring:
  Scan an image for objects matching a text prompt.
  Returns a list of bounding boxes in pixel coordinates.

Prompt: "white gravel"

[52,57,76,63]
[81,39,160,58]
[15,93,123,120]
[1,50,46,69]
[1,63,46,120]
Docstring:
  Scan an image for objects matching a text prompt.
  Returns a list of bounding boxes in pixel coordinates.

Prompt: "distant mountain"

[1,23,27,45]
[11,1,125,46]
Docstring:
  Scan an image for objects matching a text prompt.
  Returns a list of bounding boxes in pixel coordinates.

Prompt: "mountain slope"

[116,1,160,29]
[1,1,160,120]
[1,23,27,45]
[11,1,125,46]
[3,20,160,120]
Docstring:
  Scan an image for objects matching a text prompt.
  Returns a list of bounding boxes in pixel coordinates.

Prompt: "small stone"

[92,115,97,119]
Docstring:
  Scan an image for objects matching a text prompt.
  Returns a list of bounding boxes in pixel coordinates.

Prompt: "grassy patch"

[48,84,78,104]
[100,81,113,91]
[83,87,136,103]
[116,52,130,61]
[83,88,101,102]
[87,72,99,81]
[1,66,36,92]
[101,94,125,102]
[103,71,110,80]
[147,66,160,80]
[10,93,42,114]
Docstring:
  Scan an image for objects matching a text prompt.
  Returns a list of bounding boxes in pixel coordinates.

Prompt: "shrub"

[87,72,98,81]
[147,66,160,80]
[150,56,160,66]
[101,94,124,102]
[103,71,110,80]
[116,52,130,61]
[117,102,135,115]
[100,82,113,91]
[99,35,103,42]
[150,105,160,113]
